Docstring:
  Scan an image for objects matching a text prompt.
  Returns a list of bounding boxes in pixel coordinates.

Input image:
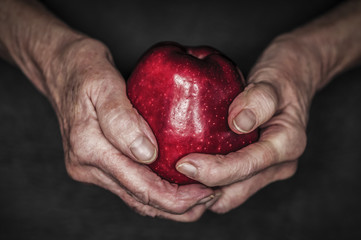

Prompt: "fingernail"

[176,163,197,178]
[233,109,256,133]
[130,136,157,163]
[205,191,222,208]
[205,197,217,208]
[198,194,214,204]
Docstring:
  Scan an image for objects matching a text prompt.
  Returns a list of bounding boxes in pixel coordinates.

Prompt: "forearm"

[289,0,361,90]
[0,0,84,95]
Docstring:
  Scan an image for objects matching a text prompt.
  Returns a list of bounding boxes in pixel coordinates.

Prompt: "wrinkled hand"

[47,39,217,221]
[177,37,317,213]
[2,0,359,222]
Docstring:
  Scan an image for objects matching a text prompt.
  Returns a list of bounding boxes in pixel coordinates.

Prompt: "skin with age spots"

[1,0,361,220]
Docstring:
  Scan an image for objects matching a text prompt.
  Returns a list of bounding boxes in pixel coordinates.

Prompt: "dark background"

[1,0,361,239]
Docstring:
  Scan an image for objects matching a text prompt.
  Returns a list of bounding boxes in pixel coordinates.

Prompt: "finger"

[102,153,216,214]
[228,81,279,134]
[115,182,218,222]
[67,118,216,215]
[209,160,297,214]
[91,70,158,164]
[176,115,306,187]
[159,204,211,222]
[68,164,211,222]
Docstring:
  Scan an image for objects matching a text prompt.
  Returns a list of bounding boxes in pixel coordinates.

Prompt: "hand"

[47,38,217,221]
[176,37,315,213]
[1,0,360,220]
[175,0,361,213]
[0,0,218,222]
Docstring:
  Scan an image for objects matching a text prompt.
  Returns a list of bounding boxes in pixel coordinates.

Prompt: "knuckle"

[293,128,307,158]
[283,124,307,160]
[247,82,278,121]
[129,201,158,218]
[230,154,254,182]
[203,155,230,186]
[204,152,262,187]
[64,149,98,185]
[255,82,278,105]
[128,188,151,206]
[114,186,159,218]
[168,204,190,215]
[245,141,279,174]
[101,106,141,140]
[164,191,196,214]
[64,124,106,176]
[265,121,307,162]
[204,153,255,186]
[152,193,190,214]
[177,208,205,222]
[278,160,298,180]
[69,126,96,162]
[211,198,233,214]
[252,82,278,103]
[64,158,84,182]
[132,181,190,215]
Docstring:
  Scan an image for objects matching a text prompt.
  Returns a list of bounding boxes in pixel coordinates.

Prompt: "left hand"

[176,0,361,213]
[176,36,316,213]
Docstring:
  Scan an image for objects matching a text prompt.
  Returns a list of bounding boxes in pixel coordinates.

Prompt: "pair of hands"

[1,0,360,224]
[47,36,314,222]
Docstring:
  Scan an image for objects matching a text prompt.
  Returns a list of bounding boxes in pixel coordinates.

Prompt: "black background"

[1,0,361,239]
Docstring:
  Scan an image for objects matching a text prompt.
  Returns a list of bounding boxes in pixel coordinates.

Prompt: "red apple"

[127,42,258,184]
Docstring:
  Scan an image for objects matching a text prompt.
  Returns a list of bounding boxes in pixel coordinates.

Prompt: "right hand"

[45,38,218,221]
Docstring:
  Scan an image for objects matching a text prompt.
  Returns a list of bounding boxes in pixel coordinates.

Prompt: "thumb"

[228,81,279,133]
[94,78,158,164]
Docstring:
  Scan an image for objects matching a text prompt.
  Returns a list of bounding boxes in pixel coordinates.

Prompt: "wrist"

[286,1,361,90]
[286,31,345,92]
[12,27,86,97]
[0,0,86,95]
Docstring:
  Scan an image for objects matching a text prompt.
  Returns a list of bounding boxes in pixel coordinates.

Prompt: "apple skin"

[127,42,258,184]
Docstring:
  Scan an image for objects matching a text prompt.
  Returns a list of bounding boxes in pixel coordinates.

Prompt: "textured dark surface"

[1,0,361,239]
